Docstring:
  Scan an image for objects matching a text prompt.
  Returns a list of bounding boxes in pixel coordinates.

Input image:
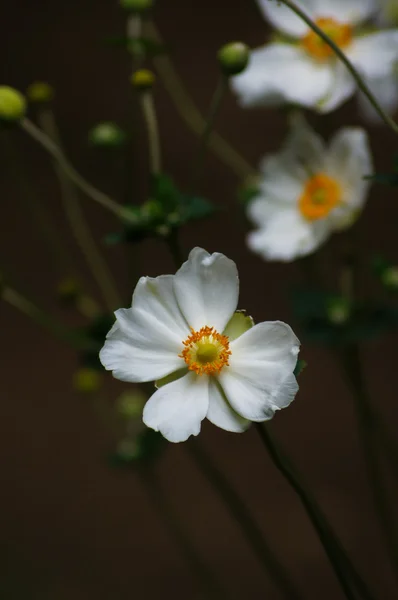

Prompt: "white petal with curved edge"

[231,44,334,109]
[311,0,375,23]
[256,0,312,37]
[357,74,398,123]
[143,372,209,443]
[348,31,398,79]
[219,368,299,422]
[206,378,250,433]
[247,209,330,262]
[326,127,372,221]
[100,322,185,383]
[257,153,308,203]
[317,62,355,113]
[131,275,189,342]
[174,247,239,332]
[230,321,300,366]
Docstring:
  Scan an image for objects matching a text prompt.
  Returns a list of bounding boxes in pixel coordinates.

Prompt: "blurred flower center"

[300,18,353,61]
[299,173,341,221]
[180,326,231,375]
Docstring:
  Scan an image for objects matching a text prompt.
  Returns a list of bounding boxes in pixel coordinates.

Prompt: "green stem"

[2,286,95,350]
[338,345,398,581]
[139,466,228,600]
[256,423,376,600]
[187,439,303,599]
[37,109,121,312]
[192,76,227,189]
[276,0,398,135]
[140,91,162,174]
[166,229,186,267]
[147,21,256,180]
[20,118,133,223]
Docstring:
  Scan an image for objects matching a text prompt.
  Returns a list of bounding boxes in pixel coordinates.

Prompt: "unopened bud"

[116,390,146,420]
[382,266,398,289]
[0,87,26,122]
[73,368,102,393]
[131,69,155,91]
[217,42,250,76]
[327,298,350,325]
[88,121,126,147]
[120,0,154,13]
[26,81,54,103]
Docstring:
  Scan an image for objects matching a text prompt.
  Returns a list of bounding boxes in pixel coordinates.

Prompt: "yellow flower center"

[299,173,342,221]
[180,326,231,375]
[300,18,353,61]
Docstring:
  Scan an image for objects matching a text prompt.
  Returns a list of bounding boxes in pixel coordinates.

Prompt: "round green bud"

[131,69,156,91]
[116,390,146,420]
[73,368,102,393]
[88,121,126,147]
[119,0,154,13]
[382,266,398,289]
[327,298,350,325]
[26,81,54,103]
[0,86,26,122]
[217,42,250,76]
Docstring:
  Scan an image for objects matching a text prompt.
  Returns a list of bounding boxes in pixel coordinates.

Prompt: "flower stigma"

[180,326,231,375]
[299,173,341,221]
[300,18,353,61]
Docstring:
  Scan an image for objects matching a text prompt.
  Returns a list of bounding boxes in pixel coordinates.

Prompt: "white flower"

[231,0,398,114]
[246,116,372,261]
[100,248,300,443]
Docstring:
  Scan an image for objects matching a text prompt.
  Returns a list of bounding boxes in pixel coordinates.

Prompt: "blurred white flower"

[231,0,398,114]
[247,116,372,261]
[100,248,300,442]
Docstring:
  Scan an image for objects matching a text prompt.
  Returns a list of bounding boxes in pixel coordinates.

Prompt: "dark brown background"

[1,1,398,598]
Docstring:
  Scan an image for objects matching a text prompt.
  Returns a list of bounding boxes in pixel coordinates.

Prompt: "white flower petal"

[218,321,299,422]
[311,0,375,23]
[247,209,330,262]
[206,378,250,433]
[256,0,312,37]
[257,153,308,203]
[317,62,356,113]
[100,321,185,383]
[326,127,372,220]
[231,44,334,109]
[143,372,209,443]
[283,113,326,170]
[357,74,398,123]
[348,31,398,79]
[174,247,239,332]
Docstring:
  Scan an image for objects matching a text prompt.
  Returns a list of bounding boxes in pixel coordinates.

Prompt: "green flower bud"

[217,42,250,76]
[131,69,156,91]
[119,0,154,13]
[88,121,126,147]
[73,368,102,393]
[327,297,350,325]
[26,81,54,103]
[0,86,26,122]
[116,390,146,420]
[382,266,398,289]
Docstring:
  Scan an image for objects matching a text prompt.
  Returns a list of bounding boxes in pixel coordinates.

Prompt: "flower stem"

[139,466,228,600]
[2,286,95,350]
[37,108,121,312]
[192,76,227,189]
[274,0,398,135]
[147,21,256,180]
[338,344,398,582]
[20,118,133,223]
[255,423,376,600]
[140,91,162,174]
[187,439,303,599]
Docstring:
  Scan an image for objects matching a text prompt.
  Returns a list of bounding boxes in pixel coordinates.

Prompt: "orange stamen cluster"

[180,326,231,376]
[300,17,353,61]
[299,173,341,221]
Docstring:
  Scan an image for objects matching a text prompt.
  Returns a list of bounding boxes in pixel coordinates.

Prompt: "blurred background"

[1,0,398,598]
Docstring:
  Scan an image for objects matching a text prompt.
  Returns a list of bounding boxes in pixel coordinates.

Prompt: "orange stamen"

[299,173,341,221]
[179,326,231,376]
[300,17,353,61]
